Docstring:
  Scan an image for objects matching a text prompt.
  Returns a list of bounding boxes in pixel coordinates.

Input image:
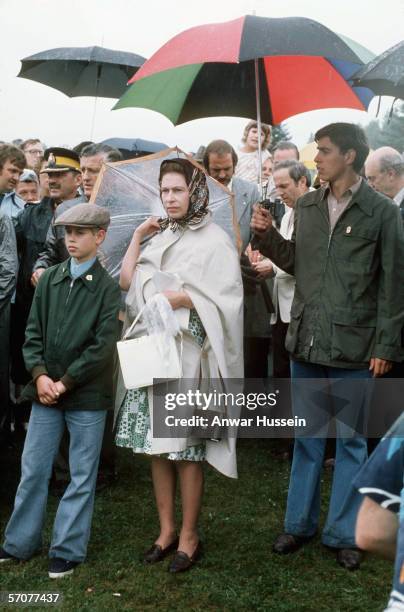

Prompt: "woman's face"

[246,127,265,150]
[160,172,190,219]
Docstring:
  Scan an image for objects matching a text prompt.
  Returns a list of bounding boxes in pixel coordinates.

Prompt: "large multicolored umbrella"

[351,40,404,100]
[114,15,374,125]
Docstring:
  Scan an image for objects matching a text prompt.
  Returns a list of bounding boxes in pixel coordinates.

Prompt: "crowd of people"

[0,121,404,608]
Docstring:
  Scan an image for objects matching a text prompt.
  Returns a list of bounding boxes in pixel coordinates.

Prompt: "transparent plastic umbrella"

[90,148,241,281]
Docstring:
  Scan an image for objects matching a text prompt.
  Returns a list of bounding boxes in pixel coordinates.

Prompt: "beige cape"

[115,216,244,478]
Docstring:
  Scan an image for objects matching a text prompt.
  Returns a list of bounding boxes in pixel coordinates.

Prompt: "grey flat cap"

[54,203,110,230]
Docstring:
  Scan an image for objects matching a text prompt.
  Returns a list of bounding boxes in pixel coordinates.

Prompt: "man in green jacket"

[0,203,120,578]
[251,123,404,570]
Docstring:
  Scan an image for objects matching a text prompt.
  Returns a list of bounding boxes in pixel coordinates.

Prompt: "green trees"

[365,101,404,152]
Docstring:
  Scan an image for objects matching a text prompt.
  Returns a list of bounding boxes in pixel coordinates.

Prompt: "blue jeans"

[3,403,106,562]
[284,361,371,548]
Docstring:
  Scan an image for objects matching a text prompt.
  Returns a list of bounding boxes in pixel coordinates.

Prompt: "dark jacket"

[253,180,404,368]
[15,197,54,311]
[33,196,86,271]
[22,258,120,410]
[0,211,17,313]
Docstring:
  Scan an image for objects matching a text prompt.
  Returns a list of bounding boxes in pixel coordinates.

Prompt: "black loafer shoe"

[143,537,179,564]
[273,533,313,554]
[168,541,202,573]
[336,548,363,571]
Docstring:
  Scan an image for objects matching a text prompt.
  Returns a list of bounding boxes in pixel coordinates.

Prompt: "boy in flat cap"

[0,204,120,578]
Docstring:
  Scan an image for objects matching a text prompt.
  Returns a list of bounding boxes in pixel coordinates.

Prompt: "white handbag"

[117,303,183,390]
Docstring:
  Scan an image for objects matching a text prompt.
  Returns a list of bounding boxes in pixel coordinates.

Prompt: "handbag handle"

[122,303,148,341]
[122,301,184,344]
[122,301,185,380]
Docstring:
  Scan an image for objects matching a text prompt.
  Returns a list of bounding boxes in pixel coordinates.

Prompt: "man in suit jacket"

[365,147,404,210]
[270,160,311,378]
[204,140,273,378]
[203,140,259,251]
[365,148,404,381]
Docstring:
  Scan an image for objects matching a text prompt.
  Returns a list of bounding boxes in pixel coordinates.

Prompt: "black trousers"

[244,337,271,379]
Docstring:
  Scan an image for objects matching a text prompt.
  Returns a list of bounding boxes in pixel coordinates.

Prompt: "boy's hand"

[36,374,59,405]
[55,381,67,395]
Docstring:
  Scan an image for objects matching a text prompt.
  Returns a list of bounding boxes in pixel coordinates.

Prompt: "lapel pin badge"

[346,226,352,234]
[86,274,93,281]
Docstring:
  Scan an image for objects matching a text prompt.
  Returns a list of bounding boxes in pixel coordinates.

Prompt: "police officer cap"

[54,203,110,230]
[42,147,80,173]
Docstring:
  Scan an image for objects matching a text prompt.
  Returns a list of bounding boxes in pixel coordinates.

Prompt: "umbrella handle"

[254,58,263,197]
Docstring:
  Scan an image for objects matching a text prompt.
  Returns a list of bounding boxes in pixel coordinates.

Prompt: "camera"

[260,198,285,227]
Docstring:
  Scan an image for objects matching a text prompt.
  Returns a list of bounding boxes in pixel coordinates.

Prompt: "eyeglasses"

[25,149,44,155]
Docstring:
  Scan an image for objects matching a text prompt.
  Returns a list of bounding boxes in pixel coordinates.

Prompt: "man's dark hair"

[80,143,122,162]
[203,140,238,170]
[315,123,369,173]
[274,160,311,188]
[0,144,26,171]
[273,141,300,159]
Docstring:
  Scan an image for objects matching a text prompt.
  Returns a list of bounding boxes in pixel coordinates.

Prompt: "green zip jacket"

[22,258,120,410]
[253,180,404,369]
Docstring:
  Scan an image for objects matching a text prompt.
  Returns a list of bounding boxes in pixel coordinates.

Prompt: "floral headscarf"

[158,158,209,232]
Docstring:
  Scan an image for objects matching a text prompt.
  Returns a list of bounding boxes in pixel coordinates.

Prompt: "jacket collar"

[51,257,102,292]
[301,180,375,217]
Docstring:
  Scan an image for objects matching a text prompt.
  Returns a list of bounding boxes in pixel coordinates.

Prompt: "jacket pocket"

[285,301,305,354]
[337,227,378,264]
[331,308,376,363]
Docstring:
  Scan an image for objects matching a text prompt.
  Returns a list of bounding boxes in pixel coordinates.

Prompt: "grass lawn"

[0,438,392,611]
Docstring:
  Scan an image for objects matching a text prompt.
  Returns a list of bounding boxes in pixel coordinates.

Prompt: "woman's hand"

[134,217,161,240]
[120,217,161,291]
[162,290,193,310]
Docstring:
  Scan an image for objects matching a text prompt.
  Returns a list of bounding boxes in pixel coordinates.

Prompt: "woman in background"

[235,120,271,184]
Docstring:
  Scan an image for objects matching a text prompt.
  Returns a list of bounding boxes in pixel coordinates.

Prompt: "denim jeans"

[284,360,371,548]
[3,403,106,562]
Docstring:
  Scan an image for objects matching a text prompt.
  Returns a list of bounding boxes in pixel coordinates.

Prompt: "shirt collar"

[323,177,362,200]
[70,256,97,279]
[394,186,404,206]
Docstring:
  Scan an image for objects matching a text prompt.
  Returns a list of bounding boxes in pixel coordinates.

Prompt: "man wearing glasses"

[20,139,44,174]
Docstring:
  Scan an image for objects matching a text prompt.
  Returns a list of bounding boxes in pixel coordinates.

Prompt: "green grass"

[0,439,392,611]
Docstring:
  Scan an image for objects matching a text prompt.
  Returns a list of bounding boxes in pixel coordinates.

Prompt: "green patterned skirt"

[115,309,206,461]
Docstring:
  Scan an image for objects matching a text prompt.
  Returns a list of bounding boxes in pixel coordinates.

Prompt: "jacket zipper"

[55,278,75,346]
[312,197,355,355]
[310,208,337,353]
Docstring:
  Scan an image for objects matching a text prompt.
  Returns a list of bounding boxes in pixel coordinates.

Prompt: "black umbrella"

[18,46,146,98]
[351,40,404,100]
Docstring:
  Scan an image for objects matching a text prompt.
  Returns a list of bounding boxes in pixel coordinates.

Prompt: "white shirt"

[394,186,404,206]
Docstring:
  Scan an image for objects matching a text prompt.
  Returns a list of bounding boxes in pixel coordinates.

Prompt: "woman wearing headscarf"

[115,158,243,573]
